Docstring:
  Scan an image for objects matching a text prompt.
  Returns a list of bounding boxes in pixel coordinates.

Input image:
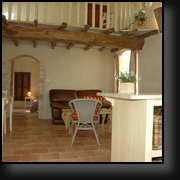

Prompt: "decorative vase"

[132,20,146,30]
[118,82,135,94]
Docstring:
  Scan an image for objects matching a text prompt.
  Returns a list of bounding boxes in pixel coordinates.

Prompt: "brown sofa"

[49,89,111,124]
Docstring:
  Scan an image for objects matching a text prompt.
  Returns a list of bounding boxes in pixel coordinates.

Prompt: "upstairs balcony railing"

[2,2,154,32]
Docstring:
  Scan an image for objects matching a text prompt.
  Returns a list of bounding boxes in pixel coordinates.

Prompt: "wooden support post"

[51,41,56,49]
[84,44,92,50]
[81,24,90,32]
[58,22,67,30]
[66,43,74,49]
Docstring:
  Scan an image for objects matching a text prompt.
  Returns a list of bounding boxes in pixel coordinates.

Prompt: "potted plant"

[115,72,136,94]
[134,9,146,25]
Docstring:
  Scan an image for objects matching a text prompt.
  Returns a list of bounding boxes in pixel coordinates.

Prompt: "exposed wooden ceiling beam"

[99,47,105,51]
[66,42,74,49]
[3,25,145,50]
[12,40,19,47]
[58,22,67,30]
[81,24,90,32]
[84,44,92,51]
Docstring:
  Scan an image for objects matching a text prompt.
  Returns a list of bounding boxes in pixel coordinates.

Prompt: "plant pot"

[118,82,135,94]
[132,20,146,30]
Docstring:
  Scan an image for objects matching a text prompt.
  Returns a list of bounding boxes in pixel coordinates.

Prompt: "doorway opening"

[9,55,40,114]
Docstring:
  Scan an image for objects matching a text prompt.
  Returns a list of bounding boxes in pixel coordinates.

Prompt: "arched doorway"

[8,55,44,116]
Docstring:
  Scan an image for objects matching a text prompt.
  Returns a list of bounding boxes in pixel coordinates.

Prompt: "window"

[118,50,131,73]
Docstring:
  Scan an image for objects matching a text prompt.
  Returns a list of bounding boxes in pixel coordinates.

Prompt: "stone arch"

[8,54,45,118]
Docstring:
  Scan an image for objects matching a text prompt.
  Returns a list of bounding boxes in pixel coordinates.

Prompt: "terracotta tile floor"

[2,110,111,162]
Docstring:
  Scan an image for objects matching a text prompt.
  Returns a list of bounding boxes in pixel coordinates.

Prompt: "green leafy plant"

[123,9,146,30]
[115,72,136,83]
[134,9,146,23]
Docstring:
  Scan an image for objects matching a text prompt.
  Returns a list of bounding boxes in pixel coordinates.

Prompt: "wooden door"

[14,72,31,100]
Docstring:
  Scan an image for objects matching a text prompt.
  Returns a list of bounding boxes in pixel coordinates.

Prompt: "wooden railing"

[2,2,154,32]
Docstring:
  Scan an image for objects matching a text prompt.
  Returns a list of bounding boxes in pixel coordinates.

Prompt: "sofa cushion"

[51,102,70,109]
[77,89,102,98]
[49,89,77,102]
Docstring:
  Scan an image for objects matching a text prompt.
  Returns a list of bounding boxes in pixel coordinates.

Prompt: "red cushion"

[72,109,99,121]
[83,96,105,101]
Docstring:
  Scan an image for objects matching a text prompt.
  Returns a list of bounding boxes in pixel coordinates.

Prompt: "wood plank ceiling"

[2,19,159,52]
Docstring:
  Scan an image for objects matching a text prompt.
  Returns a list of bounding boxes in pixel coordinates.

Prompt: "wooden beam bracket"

[13,40,19,47]
[111,48,119,53]
[103,28,115,34]
[33,40,37,48]
[50,41,56,49]
[34,19,38,27]
[58,22,67,30]
[66,43,74,49]
[84,44,92,51]
[99,47,105,51]
[81,24,90,32]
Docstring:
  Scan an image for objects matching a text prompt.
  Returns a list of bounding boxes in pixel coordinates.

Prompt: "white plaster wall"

[140,33,162,93]
[3,40,114,119]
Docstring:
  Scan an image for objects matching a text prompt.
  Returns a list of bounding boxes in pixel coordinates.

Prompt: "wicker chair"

[68,99,102,145]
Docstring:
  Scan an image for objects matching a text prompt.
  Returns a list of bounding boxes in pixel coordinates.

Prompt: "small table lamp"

[27,91,32,97]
